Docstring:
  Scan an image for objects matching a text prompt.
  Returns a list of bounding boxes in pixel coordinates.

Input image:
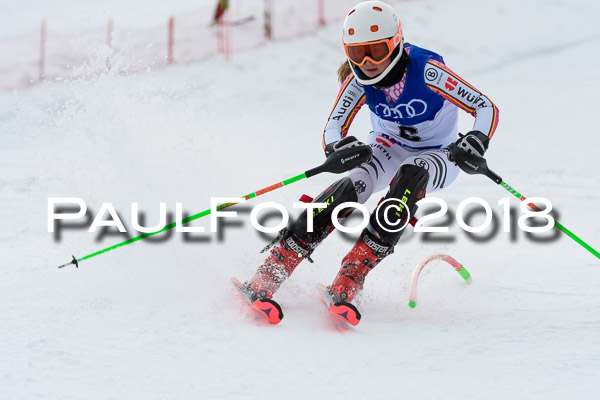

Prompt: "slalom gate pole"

[57,144,374,269]
[472,157,600,261]
[408,253,472,309]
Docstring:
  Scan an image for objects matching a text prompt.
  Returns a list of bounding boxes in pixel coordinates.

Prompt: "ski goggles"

[343,25,403,66]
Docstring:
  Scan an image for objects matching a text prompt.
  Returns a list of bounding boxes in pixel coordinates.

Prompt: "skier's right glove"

[324,136,367,158]
[320,135,372,174]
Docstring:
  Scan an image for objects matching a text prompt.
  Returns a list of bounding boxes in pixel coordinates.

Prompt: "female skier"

[238,0,499,324]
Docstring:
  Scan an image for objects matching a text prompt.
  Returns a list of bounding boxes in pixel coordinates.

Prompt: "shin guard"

[370,164,429,246]
[289,177,358,248]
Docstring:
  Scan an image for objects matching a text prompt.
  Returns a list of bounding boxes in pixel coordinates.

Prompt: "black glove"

[324,136,366,158]
[313,135,372,176]
[448,130,490,175]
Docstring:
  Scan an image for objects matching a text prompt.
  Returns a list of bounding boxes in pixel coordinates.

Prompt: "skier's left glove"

[448,130,490,175]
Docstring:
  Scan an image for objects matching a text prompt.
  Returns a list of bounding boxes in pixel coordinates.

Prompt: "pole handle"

[305,145,373,178]
[484,166,502,184]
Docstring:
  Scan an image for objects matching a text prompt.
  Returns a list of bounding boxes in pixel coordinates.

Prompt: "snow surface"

[1,0,600,399]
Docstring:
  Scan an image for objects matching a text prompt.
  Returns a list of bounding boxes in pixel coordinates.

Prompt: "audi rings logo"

[375,99,428,120]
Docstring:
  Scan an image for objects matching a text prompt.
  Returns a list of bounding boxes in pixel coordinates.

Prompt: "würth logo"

[445,77,458,91]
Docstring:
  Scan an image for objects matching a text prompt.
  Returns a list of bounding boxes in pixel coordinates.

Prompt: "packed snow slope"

[1,0,600,399]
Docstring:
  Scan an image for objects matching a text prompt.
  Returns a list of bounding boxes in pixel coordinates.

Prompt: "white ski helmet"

[342,1,404,85]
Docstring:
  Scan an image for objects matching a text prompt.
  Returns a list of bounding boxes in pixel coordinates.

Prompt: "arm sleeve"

[424,59,499,140]
[322,74,366,150]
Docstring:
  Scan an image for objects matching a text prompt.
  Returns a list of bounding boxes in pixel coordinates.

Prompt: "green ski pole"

[459,154,600,261]
[58,172,306,268]
[58,143,373,268]
[497,181,600,260]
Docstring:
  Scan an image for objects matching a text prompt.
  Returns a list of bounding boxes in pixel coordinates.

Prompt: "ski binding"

[231,277,283,324]
[317,283,361,326]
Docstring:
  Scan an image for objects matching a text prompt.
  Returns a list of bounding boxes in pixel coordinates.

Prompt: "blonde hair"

[336,60,353,85]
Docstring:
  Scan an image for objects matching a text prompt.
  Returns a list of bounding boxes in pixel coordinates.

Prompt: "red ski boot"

[248,230,311,299]
[232,231,311,324]
[328,230,393,325]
